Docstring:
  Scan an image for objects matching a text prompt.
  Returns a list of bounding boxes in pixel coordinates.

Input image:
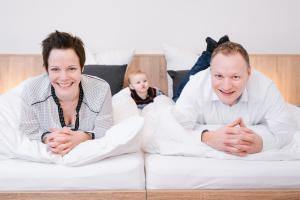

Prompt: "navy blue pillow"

[83,65,127,95]
[167,70,189,96]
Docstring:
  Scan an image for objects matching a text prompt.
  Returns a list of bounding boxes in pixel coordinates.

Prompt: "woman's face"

[47,48,82,101]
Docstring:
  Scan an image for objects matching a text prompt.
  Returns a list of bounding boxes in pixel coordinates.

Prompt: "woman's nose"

[58,70,69,81]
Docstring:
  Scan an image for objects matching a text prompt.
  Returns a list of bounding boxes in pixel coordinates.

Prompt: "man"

[174,42,295,156]
[173,35,230,101]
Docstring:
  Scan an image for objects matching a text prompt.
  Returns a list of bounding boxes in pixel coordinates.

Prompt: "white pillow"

[167,74,174,99]
[287,103,300,130]
[85,49,97,65]
[162,43,199,98]
[141,95,175,152]
[112,87,140,124]
[162,43,199,71]
[0,79,59,162]
[0,86,23,158]
[62,116,143,166]
[95,49,135,65]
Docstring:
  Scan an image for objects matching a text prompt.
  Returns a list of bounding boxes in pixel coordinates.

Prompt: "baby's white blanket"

[141,96,300,160]
[0,80,143,166]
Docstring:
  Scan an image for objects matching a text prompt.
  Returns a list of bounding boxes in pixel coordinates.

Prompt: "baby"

[128,70,163,109]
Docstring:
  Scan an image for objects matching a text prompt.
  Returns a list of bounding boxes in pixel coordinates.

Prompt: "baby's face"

[129,73,149,94]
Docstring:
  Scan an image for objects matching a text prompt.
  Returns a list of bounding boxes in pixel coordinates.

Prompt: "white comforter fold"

[0,81,143,166]
[1,82,300,163]
[142,96,300,161]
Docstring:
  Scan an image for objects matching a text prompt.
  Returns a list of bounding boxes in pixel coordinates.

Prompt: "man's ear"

[247,65,252,76]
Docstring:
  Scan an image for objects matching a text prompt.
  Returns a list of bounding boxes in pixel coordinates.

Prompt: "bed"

[137,53,300,200]
[145,154,300,199]
[0,152,144,191]
[145,153,300,189]
[141,53,300,200]
[0,53,300,200]
[0,152,146,199]
[0,54,146,200]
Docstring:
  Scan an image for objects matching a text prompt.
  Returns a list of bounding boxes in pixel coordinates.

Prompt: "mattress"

[145,153,300,189]
[0,152,145,191]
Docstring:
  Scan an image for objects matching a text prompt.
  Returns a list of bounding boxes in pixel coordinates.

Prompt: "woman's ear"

[43,64,49,74]
[129,84,134,90]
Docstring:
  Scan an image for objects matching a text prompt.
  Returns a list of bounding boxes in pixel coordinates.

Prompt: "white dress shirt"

[174,68,296,151]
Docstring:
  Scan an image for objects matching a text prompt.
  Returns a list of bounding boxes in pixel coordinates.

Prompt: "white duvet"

[1,82,300,164]
[0,80,143,166]
[140,95,300,161]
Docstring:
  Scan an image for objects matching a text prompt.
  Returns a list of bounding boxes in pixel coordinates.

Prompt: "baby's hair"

[123,69,146,88]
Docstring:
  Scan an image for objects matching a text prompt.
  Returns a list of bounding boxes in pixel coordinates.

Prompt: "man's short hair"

[211,42,250,67]
[41,30,86,70]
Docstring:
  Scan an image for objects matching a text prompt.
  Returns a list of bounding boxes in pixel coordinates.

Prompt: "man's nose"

[223,78,232,90]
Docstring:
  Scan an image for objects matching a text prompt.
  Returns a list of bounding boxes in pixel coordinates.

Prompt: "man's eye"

[232,76,240,80]
[215,74,223,79]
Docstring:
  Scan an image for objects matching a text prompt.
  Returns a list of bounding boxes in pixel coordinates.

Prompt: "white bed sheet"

[145,153,300,189]
[0,152,145,191]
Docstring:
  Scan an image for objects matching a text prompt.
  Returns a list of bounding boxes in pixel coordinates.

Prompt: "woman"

[20,31,113,155]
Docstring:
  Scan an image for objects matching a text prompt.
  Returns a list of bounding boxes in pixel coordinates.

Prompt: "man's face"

[210,52,251,106]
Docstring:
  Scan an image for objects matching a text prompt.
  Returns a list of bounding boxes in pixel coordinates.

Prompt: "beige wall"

[0,54,299,105]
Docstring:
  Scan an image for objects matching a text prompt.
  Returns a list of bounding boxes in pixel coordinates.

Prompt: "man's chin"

[219,97,236,106]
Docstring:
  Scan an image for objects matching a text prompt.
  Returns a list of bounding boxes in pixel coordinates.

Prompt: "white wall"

[0,0,299,54]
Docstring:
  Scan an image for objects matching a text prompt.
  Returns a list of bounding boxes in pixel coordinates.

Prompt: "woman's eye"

[69,67,77,71]
[50,68,59,72]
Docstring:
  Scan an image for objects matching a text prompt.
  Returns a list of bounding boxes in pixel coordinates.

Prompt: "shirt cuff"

[85,131,95,140]
[41,131,51,143]
[200,129,209,142]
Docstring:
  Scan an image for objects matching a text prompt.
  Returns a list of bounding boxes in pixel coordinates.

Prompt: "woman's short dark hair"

[42,30,86,70]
